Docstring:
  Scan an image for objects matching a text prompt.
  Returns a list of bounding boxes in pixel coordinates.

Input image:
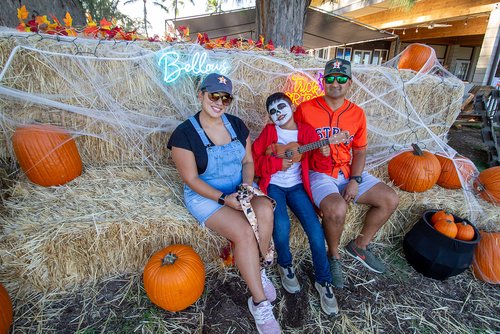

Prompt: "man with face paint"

[252,92,339,316]
[295,58,400,289]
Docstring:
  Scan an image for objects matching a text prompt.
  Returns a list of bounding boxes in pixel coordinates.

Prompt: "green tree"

[389,0,417,10]
[161,1,196,19]
[78,0,137,30]
[124,0,194,37]
[206,0,221,13]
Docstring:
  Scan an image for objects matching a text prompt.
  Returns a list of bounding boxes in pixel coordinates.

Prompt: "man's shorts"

[309,170,381,207]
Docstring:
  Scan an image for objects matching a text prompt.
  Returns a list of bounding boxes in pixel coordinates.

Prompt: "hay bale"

[2,31,490,296]
[0,165,227,291]
[0,163,497,292]
[0,33,463,170]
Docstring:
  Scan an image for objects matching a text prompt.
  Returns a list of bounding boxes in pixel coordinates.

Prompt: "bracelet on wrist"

[218,193,227,205]
[349,176,362,184]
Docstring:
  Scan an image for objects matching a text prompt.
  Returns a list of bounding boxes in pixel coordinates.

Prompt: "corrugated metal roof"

[173,7,396,49]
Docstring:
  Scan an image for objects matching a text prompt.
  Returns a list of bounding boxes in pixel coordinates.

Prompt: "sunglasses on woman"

[205,92,233,106]
[324,76,349,85]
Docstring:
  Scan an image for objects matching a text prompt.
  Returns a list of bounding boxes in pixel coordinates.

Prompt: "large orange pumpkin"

[474,166,500,206]
[0,283,13,334]
[397,43,437,73]
[12,124,82,187]
[388,143,441,192]
[472,231,499,284]
[435,154,476,189]
[143,244,205,312]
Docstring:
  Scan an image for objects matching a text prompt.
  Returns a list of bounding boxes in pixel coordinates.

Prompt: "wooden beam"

[355,0,496,28]
[395,17,488,40]
[401,35,484,47]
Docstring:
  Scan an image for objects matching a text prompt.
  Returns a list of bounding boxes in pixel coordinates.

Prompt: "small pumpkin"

[474,166,500,206]
[143,244,205,312]
[220,241,235,266]
[12,124,82,187]
[472,231,499,284]
[433,219,458,239]
[431,210,454,225]
[435,154,476,189]
[0,283,13,334]
[397,43,437,73]
[455,221,475,241]
[388,143,441,192]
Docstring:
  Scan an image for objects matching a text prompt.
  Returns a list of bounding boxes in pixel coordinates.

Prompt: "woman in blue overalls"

[168,73,281,334]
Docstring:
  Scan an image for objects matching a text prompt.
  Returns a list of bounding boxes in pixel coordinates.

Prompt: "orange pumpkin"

[474,166,500,206]
[472,231,499,284]
[0,283,13,334]
[433,219,458,239]
[431,210,454,225]
[143,244,205,312]
[12,124,82,187]
[397,43,437,73]
[388,143,441,192]
[435,154,476,189]
[455,221,475,241]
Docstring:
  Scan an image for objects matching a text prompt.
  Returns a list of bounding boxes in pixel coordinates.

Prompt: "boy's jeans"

[268,183,332,284]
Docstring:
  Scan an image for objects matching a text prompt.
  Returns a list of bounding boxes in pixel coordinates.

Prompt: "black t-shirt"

[167,112,250,175]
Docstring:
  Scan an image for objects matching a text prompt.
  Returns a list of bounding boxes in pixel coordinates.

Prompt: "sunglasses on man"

[324,76,349,85]
[205,92,233,106]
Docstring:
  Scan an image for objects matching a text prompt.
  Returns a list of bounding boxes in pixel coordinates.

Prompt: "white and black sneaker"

[314,281,339,315]
[278,265,301,293]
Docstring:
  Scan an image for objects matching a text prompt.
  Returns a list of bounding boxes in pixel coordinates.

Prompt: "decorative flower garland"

[14,5,307,54]
[16,5,139,40]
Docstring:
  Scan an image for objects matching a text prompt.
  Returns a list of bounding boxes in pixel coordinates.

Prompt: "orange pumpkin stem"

[411,143,423,156]
[162,252,178,265]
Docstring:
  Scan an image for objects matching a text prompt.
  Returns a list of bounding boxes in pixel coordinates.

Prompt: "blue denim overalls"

[184,114,246,225]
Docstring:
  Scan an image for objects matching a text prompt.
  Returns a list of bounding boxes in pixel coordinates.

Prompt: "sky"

[118,0,254,37]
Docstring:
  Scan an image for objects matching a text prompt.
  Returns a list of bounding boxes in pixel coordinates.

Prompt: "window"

[372,49,389,65]
[353,50,372,65]
[335,47,352,61]
[312,47,330,60]
[318,48,327,60]
[454,60,470,81]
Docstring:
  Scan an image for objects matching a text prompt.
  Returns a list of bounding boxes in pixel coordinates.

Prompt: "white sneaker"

[278,265,301,293]
[261,269,276,302]
[314,282,339,315]
[247,297,281,334]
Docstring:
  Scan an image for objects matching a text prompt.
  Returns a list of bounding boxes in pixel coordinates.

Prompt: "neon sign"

[158,51,231,84]
[285,72,324,105]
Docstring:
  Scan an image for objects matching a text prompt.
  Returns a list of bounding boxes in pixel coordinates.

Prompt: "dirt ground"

[9,121,500,334]
[15,241,498,334]
[447,120,490,171]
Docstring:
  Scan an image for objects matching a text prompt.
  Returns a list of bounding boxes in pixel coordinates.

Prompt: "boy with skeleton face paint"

[252,93,339,316]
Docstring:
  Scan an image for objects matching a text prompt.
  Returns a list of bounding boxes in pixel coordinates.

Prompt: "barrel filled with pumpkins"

[403,209,481,280]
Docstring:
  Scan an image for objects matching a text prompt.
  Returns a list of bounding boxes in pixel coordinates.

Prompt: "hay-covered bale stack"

[351,68,463,160]
[0,165,228,291]
[0,163,497,292]
[0,33,463,169]
[1,32,479,293]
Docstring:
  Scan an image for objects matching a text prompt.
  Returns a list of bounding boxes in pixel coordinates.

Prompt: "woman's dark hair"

[265,92,292,112]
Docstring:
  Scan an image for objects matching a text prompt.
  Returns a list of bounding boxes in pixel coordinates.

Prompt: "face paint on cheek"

[268,99,293,126]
